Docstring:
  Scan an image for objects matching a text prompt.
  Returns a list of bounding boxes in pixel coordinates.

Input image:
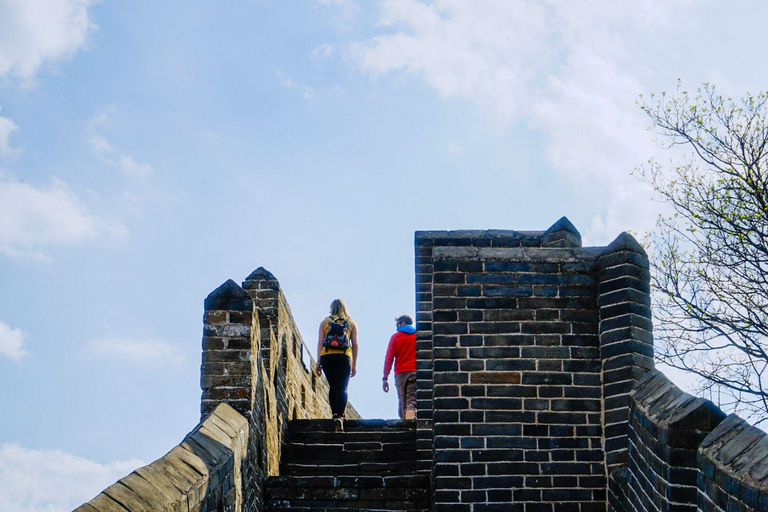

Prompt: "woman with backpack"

[315,298,358,430]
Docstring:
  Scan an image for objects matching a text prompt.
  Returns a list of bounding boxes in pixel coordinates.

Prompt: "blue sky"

[1,1,768,510]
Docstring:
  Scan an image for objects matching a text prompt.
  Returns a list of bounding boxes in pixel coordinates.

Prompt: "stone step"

[266,481,430,511]
[266,419,429,511]
[280,460,418,476]
[281,444,417,463]
[288,430,416,445]
[288,419,416,433]
[268,474,429,489]
[267,508,429,512]
[283,438,416,452]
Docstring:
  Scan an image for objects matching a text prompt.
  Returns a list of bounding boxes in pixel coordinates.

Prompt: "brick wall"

[200,278,268,510]
[417,219,654,512]
[597,234,654,474]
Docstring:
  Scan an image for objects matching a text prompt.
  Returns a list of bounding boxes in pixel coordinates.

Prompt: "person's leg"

[321,354,351,417]
[319,354,339,416]
[404,371,417,420]
[332,355,351,417]
[394,372,406,419]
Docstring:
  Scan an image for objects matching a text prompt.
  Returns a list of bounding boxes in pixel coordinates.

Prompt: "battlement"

[75,220,768,512]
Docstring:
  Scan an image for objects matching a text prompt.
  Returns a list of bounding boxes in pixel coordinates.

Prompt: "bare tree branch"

[640,82,768,424]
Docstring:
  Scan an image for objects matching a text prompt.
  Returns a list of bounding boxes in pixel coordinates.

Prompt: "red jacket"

[383,330,417,377]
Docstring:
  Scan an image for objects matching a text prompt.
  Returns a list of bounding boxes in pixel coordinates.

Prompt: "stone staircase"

[265,419,430,512]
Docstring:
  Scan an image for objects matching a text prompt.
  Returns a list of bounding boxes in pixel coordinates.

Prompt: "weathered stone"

[204,279,252,310]
[599,232,648,259]
[103,482,154,512]
[542,216,582,248]
[79,494,126,512]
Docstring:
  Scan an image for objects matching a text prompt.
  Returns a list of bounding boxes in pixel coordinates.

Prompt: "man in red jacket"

[382,314,417,420]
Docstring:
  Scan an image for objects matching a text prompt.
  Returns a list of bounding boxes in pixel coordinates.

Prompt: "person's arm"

[350,321,358,378]
[382,334,396,392]
[315,320,325,376]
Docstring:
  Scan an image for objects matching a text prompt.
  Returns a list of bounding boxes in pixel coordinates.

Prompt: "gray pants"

[395,371,417,419]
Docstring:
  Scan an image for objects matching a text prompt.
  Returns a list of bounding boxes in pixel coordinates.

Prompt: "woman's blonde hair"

[329,299,351,321]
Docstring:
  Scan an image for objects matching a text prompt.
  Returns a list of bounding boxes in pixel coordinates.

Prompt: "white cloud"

[529,48,661,244]
[114,154,152,178]
[0,174,125,260]
[277,70,316,100]
[0,0,99,84]
[87,109,153,180]
[84,336,183,366]
[312,43,335,60]
[0,321,26,362]
[0,443,143,512]
[353,0,557,120]
[0,108,22,157]
[350,0,702,243]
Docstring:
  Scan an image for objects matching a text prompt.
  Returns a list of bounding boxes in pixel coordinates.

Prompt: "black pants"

[320,353,351,417]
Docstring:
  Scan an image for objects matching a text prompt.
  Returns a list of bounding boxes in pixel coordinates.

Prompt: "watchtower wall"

[416,218,654,512]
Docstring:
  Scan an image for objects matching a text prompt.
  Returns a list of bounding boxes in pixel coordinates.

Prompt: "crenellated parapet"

[621,370,725,512]
[608,369,768,512]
